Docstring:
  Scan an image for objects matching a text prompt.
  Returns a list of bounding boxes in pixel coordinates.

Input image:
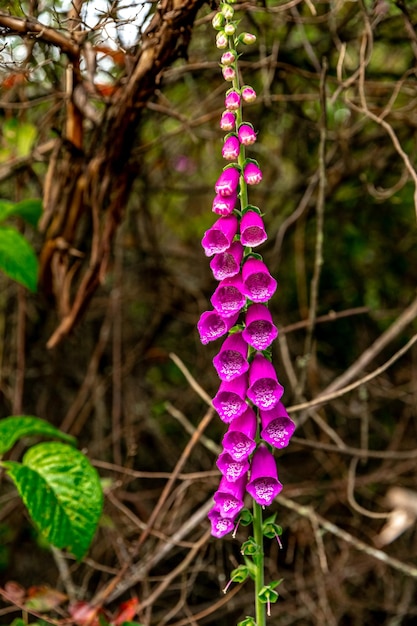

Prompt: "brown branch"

[0,11,80,58]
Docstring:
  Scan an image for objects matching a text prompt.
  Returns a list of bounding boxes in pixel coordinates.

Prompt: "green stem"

[253,500,266,626]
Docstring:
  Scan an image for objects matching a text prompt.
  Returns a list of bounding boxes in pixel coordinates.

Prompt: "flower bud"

[212,12,225,30]
[221,2,235,19]
[221,50,236,65]
[224,22,236,36]
[238,123,257,145]
[220,110,236,131]
[243,161,262,185]
[216,31,228,49]
[241,85,257,103]
[222,65,236,81]
[222,134,240,160]
[225,89,241,110]
[239,32,257,45]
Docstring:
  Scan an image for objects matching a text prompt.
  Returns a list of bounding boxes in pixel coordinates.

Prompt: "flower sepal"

[238,617,256,626]
[258,580,283,616]
[238,507,253,526]
[262,513,283,540]
[242,204,262,216]
[241,536,261,556]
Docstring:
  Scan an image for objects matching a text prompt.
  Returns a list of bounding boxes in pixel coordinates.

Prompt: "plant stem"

[253,500,266,626]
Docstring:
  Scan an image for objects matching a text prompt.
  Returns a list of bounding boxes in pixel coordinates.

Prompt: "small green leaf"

[2,442,103,560]
[0,415,76,456]
[0,198,43,227]
[0,226,39,291]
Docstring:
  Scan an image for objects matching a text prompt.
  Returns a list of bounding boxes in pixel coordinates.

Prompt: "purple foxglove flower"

[260,402,296,449]
[240,210,267,247]
[213,474,247,518]
[217,451,250,482]
[222,66,236,81]
[246,445,283,506]
[212,373,248,423]
[212,192,237,216]
[220,110,236,132]
[216,32,228,49]
[215,167,240,197]
[221,50,236,65]
[247,354,284,410]
[222,135,240,161]
[238,123,257,146]
[244,161,262,185]
[208,506,234,538]
[201,214,238,256]
[222,406,257,461]
[213,331,249,381]
[242,303,278,350]
[242,258,277,303]
[225,90,241,111]
[241,85,257,102]
[210,240,244,280]
[197,310,239,345]
[211,275,246,318]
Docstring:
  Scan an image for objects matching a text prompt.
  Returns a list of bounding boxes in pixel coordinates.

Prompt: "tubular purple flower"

[241,85,257,102]
[213,474,247,518]
[211,275,246,318]
[201,214,238,256]
[244,161,263,185]
[222,65,236,82]
[242,303,278,350]
[215,166,240,197]
[246,445,283,506]
[208,506,235,538]
[260,403,296,449]
[220,110,236,131]
[222,406,257,461]
[242,258,277,303]
[212,192,237,216]
[240,210,267,247]
[217,451,250,482]
[225,90,241,111]
[238,123,257,146]
[247,353,284,410]
[210,240,244,280]
[212,373,248,423]
[213,331,249,381]
[197,310,239,345]
[222,135,240,161]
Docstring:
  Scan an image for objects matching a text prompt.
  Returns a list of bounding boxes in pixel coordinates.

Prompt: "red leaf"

[112,598,140,625]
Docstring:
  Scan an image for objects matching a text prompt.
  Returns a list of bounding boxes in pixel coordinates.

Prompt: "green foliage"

[0,415,75,455]
[0,417,103,560]
[0,198,41,291]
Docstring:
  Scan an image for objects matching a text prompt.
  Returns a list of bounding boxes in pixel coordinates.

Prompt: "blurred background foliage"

[1,0,417,624]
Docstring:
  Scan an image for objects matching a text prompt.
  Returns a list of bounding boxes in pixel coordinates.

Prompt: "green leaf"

[2,442,103,560]
[0,199,43,227]
[0,415,76,456]
[0,226,39,291]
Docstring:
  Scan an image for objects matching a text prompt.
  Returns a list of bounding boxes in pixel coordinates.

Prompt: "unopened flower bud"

[240,32,257,45]
[238,123,257,145]
[216,31,228,49]
[222,134,240,160]
[221,2,235,19]
[221,50,236,66]
[222,65,236,81]
[224,22,236,36]
[212,12,225,30]
[220,110,236,131]
[225,89,241,110]
[241,85,257,103]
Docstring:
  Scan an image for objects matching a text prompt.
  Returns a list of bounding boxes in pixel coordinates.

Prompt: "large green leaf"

[2,442,103,560]
[0,415,76,456]
[0,198,43,227]
[0,226,38,291]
